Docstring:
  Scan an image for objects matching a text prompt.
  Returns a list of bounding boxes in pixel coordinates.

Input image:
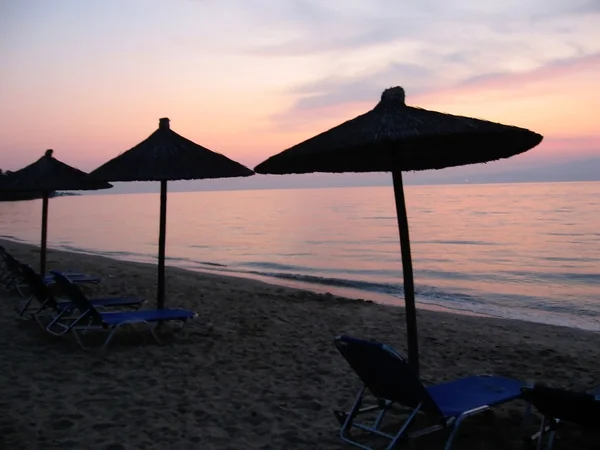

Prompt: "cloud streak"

[453,53,600,92]
[268,51,600,132]
[242,0,600,57]
[230,0,600,134]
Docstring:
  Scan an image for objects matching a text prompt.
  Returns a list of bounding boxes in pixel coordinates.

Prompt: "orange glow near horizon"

[2,62,599,172]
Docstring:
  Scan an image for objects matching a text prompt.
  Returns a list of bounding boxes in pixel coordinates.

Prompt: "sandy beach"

[1,238,599,449]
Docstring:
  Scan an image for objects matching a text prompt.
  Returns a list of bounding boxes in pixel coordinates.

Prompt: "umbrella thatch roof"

[254,86,543,174]
[89,118,255,182]
[0,150,112,192]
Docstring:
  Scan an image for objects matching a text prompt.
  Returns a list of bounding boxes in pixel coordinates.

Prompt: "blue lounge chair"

[51,271,196,350]
[0,249,24,291]
[1,248,100,297]
[334,335,525,450]
[0,245,14,286]
[43,272,101,285]
[522,384,600,450]
[18,263,145,330]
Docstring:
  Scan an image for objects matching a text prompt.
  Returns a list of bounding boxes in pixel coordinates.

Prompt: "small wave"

[83,248,149,259]
[139,254,229,268]
[199,261,227,267]
[54,243,229,270]
[179,260,228,268]
[428,239,499,246]
[0,235,25,242]
[304,239,334,245]
[541,256,598,263]
[417,297,600,331]
[419,268,514,283]
[220,267,600,329]
[248,270,402,295]
[239,261,401,278]
[226,268,485,306]
[504,270,600,284]
[240,261,320,273]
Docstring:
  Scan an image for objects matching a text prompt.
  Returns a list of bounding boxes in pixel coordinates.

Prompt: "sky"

[1,0,600,190]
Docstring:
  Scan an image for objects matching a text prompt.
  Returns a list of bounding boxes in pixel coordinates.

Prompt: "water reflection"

[1,181,599,328]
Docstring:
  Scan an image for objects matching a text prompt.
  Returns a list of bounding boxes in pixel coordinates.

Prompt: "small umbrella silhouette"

[89,118,254,308]
[0,149,112,275]
[254,86,543,375]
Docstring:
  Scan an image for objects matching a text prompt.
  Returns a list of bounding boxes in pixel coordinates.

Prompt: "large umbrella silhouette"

[89,118,254,308]
[254,86,543,375]
[0,149,112,275]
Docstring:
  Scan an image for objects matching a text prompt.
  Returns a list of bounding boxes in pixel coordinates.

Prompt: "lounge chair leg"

[15,282,29,298]
[444,415,467,450]
[546,429,556,450]
[45,308,70,330]
[385,404,421,450]
[522,402,533,427]
[170,319,191,342]
[72,329,91,350]
[178,318,189,333]
[340,386,369,449]
[4,274,16,290]
[33,312,48,329]
[536,416,547,450]
[46,309,87,337]
[373,399,393,429]
[146,322,165,345]
[16,296,33,317]
[9,275,23,291]
[102,325,123,349]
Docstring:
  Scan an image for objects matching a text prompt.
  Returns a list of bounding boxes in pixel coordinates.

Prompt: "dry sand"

[1,238,599,449]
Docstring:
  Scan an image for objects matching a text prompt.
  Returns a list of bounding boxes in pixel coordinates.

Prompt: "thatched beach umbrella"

[89,118,254,308]
[254,86,543,375]
[0,149,112,275]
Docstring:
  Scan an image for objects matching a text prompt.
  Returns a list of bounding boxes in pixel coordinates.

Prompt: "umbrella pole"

[391,171,419,376]
[40,190,49,276]
[157,180,168,308]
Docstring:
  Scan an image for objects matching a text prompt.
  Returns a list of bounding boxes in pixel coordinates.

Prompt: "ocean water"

[1,181,599,331]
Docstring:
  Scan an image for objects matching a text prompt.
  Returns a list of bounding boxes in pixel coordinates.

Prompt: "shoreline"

[0,236,591,330]
[2,238,600,449]
[193,266,493,319]
[3,237,597,337]
[1,236,484,319]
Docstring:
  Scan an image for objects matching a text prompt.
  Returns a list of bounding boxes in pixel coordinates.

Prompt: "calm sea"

[1,182,599,331]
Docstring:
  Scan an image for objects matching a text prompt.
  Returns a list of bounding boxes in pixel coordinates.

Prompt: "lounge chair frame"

[522,385,600,450]
[334,335,524,450]
[17,263,143,333]
[51,271,195,350]
[1,247,100,307]
[65,313,189,350]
